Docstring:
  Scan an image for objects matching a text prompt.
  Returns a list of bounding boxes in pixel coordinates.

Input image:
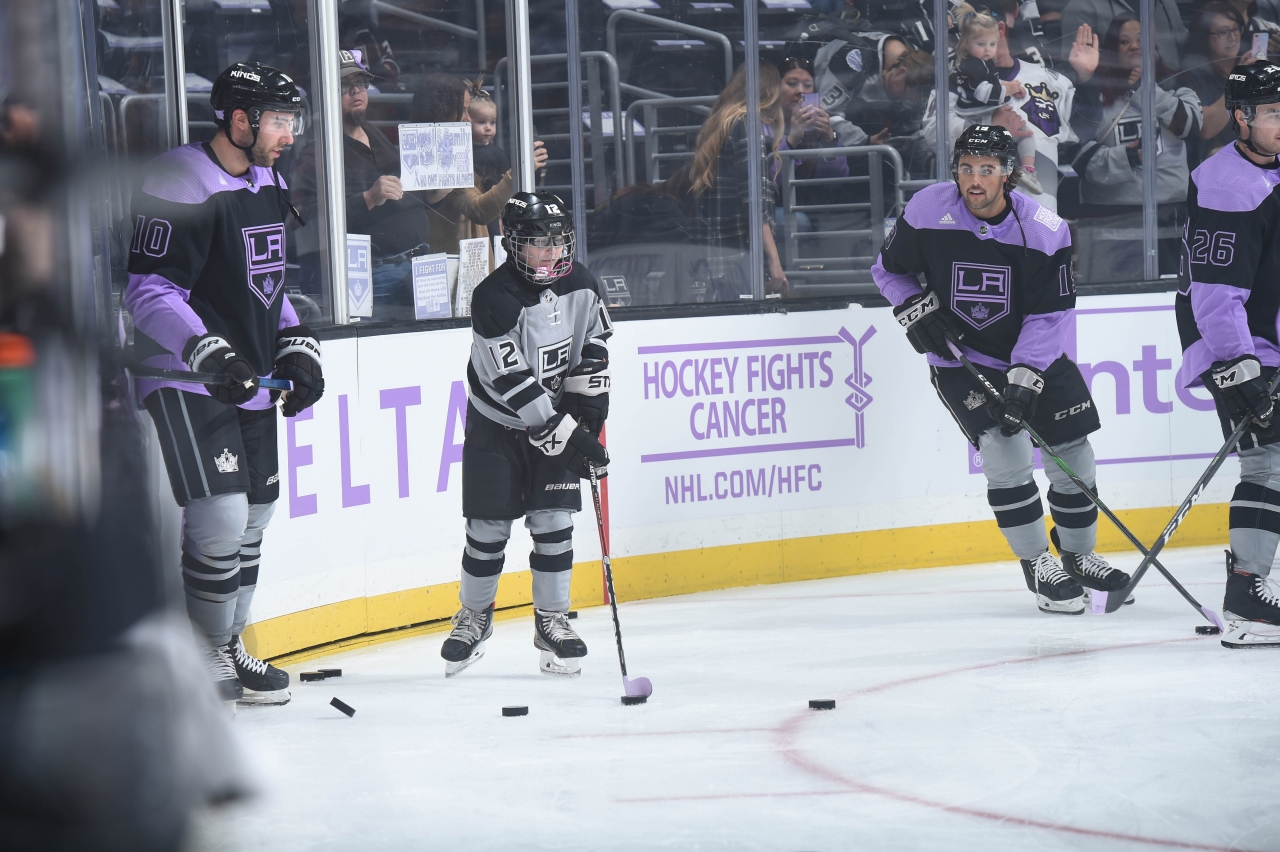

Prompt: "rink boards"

[242,291,1233,659]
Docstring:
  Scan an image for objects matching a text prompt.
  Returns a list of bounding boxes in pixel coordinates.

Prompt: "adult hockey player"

[125,62,325,703]
[872,125,1131,614]
[441,192,611,677]
[1175,62,1280,648]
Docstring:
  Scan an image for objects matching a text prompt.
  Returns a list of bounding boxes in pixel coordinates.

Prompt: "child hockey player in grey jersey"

[1175,62,1280,649]
[873,125,1131,615]
[441,192,612,677]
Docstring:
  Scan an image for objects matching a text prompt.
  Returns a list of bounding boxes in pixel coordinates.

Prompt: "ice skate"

[1018,166,1045,195]
[534,608,587,677]
[204,643,243,703]
[229,634,291,705]
[1222,553,1280,648]
[1060,549,1131,592]
[441,604,493,676]
[1020,550,1085,614]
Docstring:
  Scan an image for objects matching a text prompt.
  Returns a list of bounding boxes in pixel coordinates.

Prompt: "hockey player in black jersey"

[873,125,1131,615]
[125,63,325,703]
[441,192,612,677]
[1175,63,1280,649]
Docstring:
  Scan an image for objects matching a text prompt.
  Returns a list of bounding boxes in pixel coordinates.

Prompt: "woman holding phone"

[774,57,850,239]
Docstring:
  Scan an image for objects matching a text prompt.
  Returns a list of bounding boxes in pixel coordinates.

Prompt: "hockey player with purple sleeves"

[439,192,612,678]
[872,125,1131,615]
[1175,63,1280,649]
[125,63,325,704]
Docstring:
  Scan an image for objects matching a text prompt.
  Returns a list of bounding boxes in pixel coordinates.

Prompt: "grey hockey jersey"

[466,262,612,430]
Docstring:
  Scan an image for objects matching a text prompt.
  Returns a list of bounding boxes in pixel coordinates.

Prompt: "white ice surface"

[190,546,1280,852]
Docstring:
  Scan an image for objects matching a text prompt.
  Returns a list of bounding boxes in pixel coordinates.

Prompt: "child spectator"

[467,83,510,236]
[953,3,1045,193]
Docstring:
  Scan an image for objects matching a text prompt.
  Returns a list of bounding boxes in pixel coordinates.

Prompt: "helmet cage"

[506,232,576,284]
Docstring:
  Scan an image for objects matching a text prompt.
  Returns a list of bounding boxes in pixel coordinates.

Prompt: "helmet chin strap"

[222,109,260,166]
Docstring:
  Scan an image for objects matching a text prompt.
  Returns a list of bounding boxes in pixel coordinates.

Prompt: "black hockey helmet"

[1226,62,1280,150]
[211,62,304,154]
[502,192,575,285]
[951,124,1020,189]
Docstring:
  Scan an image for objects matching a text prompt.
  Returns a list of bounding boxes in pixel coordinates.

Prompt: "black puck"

[1196,625,1222,635]
[621,695,647,705]
[567,611,578,620]
[319,668,342,677]
[330,697,356,717]
[809,699,836,710]
[300,672,326,682]
[502,706,529,717]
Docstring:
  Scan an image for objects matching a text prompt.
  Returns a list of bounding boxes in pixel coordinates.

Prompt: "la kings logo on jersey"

[951,262,1011,330]
[243,224,287,308]
[538,338,573,395]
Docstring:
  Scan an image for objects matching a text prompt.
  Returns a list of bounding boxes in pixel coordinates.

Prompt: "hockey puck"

[300,672,326,682]
[621,695,647,705]
[330,697,356,717]
[502,706,529,717]
[1196,625,1222,635]
[318,668,342,677]
[567,611,578,620]
[809,699,836,710]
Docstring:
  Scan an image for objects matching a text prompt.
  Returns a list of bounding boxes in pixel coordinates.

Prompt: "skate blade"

[539,650,582,678]
[237,688,291,706]
[1037,594,1085,615]
[444,644,485,678]
[1221,621,1280,648]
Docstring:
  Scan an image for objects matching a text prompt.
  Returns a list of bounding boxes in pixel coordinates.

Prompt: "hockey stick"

[1102,369,1280,614]
[129,366,293,392]
[946,340,1223,628]
[587,462,653,704]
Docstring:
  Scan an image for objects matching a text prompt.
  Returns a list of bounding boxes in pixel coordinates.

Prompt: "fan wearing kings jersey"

[125,62,325,705]
[1175,62,1280,649]
[440,191,612,678]
[872,125,1132,616]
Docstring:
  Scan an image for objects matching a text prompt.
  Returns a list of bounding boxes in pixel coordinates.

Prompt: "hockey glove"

[988,364,1044,437]
[182,334,258,406]
[273,326,325,417]
[528,411,609,479]
[1209,355,1274,427]
[893,290,965,360]
[559,359,610,435]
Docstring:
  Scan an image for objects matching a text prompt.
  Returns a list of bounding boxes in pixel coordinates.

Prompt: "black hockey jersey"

[125,142,299,408]
[1175,143,1280,388]
[467,262,612,430]
[872,182,1075,370]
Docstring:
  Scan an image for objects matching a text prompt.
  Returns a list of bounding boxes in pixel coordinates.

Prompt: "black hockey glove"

[273,325,325,417]
[1209,355,1274,427]
[559,359,610,436]
[988,364,1044,437]
[182,334,258,406]
[528,411,609,479]
[893,290,965,360]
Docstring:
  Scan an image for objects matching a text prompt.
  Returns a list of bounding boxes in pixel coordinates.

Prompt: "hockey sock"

[181,548,239,647]
[231,535,261,637]
[1228,481,1280,577]
[988,482,1049,560]
[531,527,573,613]
[1043,436,1098,553]
[461,538,506,612]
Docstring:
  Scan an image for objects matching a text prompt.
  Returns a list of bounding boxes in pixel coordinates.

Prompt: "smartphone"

[801,92,821,111]
[1254,32,1269,59]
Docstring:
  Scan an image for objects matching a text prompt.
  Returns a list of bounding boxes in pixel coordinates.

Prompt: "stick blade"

[623,676,652,698]
[1201,607,1226,632]
[1105,576,1141,613]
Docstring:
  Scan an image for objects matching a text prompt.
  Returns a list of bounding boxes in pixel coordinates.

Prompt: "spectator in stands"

[292,50,437,321]
[849,48,934,145]
[679,61,788,299]
[1178,2,1257,163]
[774,57,849,235]
[1070,13,1201,282]
[468,84,510,237]
[412,73,547,262]
[1060,0,1187,70]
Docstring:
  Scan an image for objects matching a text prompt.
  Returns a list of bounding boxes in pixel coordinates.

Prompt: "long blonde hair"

[953,3,1000,59]
[688,61,784,194]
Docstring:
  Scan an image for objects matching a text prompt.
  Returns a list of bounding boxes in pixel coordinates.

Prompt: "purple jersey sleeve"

[1190,283,1254,361]
[279,293,301,330]
[124,273,207,357]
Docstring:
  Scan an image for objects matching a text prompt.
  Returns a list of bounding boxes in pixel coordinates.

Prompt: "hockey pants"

[979,427,1099,561]
[460,510,574,613]
[182,494,276,647]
